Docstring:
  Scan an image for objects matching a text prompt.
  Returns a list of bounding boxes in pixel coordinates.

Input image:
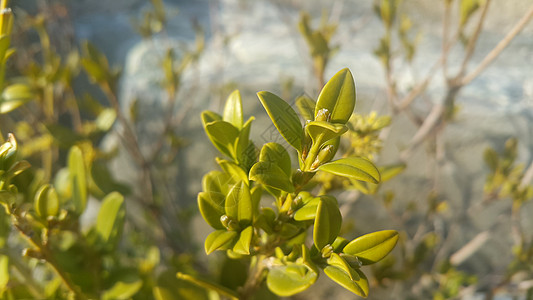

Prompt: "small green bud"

[321,244,334,258]
[220,215,240,231]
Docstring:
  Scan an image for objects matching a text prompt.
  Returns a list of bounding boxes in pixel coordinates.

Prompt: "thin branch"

[461,5,533,86]
[519,160,533,190]
[456,0,491,79]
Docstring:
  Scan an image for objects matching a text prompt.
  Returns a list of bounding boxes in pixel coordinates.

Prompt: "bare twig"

[461,5,533,86]
[456,0,491,79]
[519,160,533,190]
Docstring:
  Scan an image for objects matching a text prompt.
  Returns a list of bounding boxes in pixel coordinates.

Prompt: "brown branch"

[461,5,533,86]
[456,0,491,79]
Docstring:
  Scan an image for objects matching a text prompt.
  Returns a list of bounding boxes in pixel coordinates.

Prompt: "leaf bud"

[321,244,334,258]
[315,108,331,122]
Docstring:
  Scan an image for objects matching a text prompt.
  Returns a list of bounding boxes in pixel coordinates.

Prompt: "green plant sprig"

[195,68,398,299]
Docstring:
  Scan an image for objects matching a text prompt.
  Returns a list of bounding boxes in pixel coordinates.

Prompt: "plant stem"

[240,255,267,300]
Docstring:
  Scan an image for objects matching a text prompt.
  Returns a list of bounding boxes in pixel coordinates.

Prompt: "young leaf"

[257,91,302,151]
[233,226,253,255]
[201,110,222,125]
[223,90,243,130]
[293,197,320,221]
[318,157,380,184]
[205,121,240,158]
[305,121,348,145]
[68,146,87,215]
[34,184,59,219]
[327,253,360,281]
[259,142,292,177]
[202,170,232,195]
[198,192,225,230]
[235,117,255,169]
[96,192,125,247]
[101,279,143,300]
[342,230,399,265]
[216,158,249,183]
[0,83,34,114]
[379,163,406,182]
[266,264,318,297]
[225,181,252,226]
[315,68,355,124]
[324,265,368,297]
[295,95,316,121]
[313,196,342,250]
[205,230,238,255]
[249,161,294,193]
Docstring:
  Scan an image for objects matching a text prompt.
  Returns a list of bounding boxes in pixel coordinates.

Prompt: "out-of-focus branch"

[457,0,491,79]
[461,5,533,86]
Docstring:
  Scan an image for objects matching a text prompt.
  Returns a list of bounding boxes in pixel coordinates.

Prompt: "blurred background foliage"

[0,0,532,299]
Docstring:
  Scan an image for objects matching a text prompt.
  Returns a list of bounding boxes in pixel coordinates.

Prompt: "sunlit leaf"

[68,146,87,215]
[96,192,125,248]
[343,230,399,265]
[257,91,302,151]
[233,226,253,255]
[295,95,316,121]
[259,142,292,177]
[225,181,252,226]
[205,230,238,255]
[197,191,225,229]
[223,90,243,130]
[34,184,59,219]
[324,265,368,297]
[266,264,317,297]
[102,279,142,300]
[0,83,34,114]
[313,195,341,250]
[315,68,355,124]
[249,161,294,193]
[319,157,380,183]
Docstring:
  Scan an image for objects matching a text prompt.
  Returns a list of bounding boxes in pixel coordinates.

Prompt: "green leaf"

[197,192,225,229]
[315,68,355,124]
[460,0,482,27]
[0,255,8,293]
[205,230,238,254]
[259,142,292,177]
[205,121,239,158]
[249,161,294,193]
[102,279,143,300]
[223,90,243,130]
[327,253,360,281]
[0,83,34,114]
[235,117,255,169]
[202,170,232,195]
[313,196,342,250]
[257,91,302,151]
[96,192,125,247]
[295,95,316,121]
[201,110,222,125]
[342,230,399,265]
[319,157,380,183]
[305,121,348,145]
[95,108,117,132]
[324,265,368,297]
[68,146,87,215]
[379,164,406,182]
[233,226,253,255]
[331,236,350,253]
[225,181,252,226]
[216,158,249,183]
[34,184,59,219]
[293,197,320,221]
[266,264,318,297]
